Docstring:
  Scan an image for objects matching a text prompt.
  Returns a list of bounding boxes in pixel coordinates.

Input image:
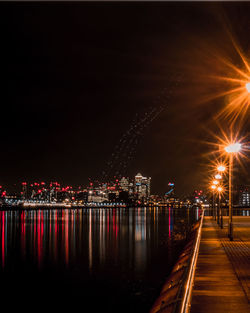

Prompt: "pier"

[190,216,250,312]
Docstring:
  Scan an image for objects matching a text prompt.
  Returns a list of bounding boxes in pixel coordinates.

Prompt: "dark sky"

[0,2,250,195]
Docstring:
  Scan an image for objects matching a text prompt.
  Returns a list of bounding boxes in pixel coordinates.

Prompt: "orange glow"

[190,35,250,125]
[204,127,247,165]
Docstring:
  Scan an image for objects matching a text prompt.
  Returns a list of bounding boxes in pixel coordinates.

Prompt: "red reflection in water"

[116,212,118,239]
[21,211,26,258]
[34,211,36,254]
[71,211,75,260]
[1,212,4,269]
[169,207,171,238]
[37,211,42,267]
[54,211,58,262]
[65,211,69,265]
[49,211,52,245]
[89,210,92,271]
[41,211,44,238]
[107,211,109,234]
[112,210,115,235]
[112,209,119,239]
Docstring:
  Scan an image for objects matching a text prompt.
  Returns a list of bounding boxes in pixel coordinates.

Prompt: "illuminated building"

[238,186,250,207]
[119,177,130,192]
[21,182,27,200]
[134,173,151,200]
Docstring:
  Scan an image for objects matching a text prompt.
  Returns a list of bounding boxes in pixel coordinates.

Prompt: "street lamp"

[212,179,220,223]
[215,174,222,180]
[215,164,226,226]
[217,165,226,172]
[211,184,216,220]
[225,142,241,241]
[245,82,250,93]
[217,186,223,229]
[213,180,219,185]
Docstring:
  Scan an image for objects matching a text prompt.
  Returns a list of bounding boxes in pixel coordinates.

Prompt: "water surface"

[0,207,199,312]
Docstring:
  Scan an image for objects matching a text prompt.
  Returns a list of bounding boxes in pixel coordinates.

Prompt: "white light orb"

[225,143,241,153]
[245,82,250,93]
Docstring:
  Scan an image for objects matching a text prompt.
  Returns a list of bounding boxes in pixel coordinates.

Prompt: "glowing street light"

[225,142,241,153]
[215,174,222,180]
[245,82,250,93]
[217,186,223,193]
[225,142,241,240]
[212,180,219,185]
[217,165,226,172]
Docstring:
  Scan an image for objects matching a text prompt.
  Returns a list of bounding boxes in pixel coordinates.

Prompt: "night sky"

[1,2,250,195]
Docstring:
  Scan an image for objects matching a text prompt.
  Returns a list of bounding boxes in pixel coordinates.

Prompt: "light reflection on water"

[0,207,197,312]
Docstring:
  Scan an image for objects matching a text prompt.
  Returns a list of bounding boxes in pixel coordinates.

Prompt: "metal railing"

[150,210,204,313]
[177,209,204,313]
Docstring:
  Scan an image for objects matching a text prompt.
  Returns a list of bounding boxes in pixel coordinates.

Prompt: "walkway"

[190,216,250,313]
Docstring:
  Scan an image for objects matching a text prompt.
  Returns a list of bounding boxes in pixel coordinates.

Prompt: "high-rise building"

[119,177,130,192]
[239,186,250,207]
[134,173,151,200]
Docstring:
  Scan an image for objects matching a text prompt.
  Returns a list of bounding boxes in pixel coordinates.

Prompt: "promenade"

[190,216,250,313]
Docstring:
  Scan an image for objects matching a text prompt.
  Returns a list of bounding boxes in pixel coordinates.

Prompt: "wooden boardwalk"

[190,216,250,313]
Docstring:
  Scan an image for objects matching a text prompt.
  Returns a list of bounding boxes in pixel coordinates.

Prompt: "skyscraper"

[119,177,130,192]
[134,173,151,201]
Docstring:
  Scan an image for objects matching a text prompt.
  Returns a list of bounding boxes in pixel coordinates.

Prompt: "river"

[0,207,200,312]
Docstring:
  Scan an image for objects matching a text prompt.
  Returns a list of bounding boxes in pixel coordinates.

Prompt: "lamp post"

[212,180,219,223]
[225,142,241,241]
[216,164,226,229]
[211,184,216,220]
[217,186,223,229]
